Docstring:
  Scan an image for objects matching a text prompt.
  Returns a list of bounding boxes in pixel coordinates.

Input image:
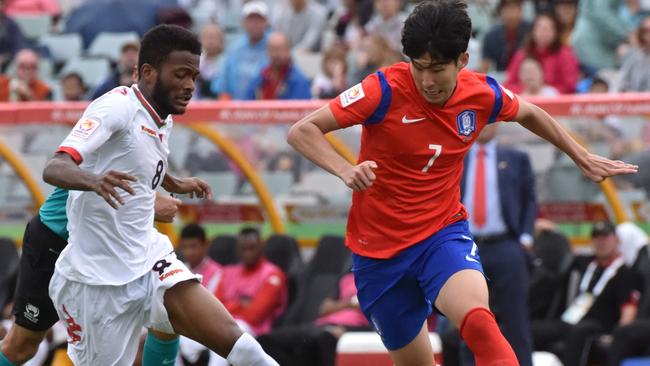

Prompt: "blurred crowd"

[0,0,649,104]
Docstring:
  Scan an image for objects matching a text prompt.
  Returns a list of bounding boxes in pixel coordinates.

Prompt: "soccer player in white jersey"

[41,25,279,366]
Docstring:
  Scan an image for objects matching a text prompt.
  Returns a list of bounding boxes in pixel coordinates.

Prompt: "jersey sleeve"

[485,75,520,123]
[57,91,131,164]
[329,73,382,128]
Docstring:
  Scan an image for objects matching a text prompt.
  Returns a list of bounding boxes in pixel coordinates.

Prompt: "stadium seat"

[87,31,140,61]
[0,238,19,309]
[13,15,51,40]
[633,246,650,317]
[39,33,83,63]
[308,235,350,276]
[208,234,238,266]
[265,234,304,311]
[198,172,238,198]
[60,57,111,88]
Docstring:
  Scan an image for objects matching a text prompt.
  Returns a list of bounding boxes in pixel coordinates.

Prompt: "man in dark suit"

[459,123,537,366]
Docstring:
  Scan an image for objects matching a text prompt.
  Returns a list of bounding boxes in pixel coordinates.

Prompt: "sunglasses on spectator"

[17,63,37,70]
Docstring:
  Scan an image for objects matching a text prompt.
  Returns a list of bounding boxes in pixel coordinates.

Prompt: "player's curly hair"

[138,24,201,73]
[401,0,471,64]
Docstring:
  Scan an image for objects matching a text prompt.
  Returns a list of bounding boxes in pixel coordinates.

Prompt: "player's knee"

[1,331,41,364]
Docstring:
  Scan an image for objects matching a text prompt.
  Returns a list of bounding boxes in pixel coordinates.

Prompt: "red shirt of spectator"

[215,228,287,335]
[504,13,579,94]
[315,273,368,327]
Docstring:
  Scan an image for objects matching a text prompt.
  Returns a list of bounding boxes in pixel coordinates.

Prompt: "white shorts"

[49,251,201,366]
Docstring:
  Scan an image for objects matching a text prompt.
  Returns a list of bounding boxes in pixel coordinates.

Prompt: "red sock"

[459,307,519,366]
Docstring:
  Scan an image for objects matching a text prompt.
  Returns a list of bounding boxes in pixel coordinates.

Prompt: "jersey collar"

[132,84,166,129]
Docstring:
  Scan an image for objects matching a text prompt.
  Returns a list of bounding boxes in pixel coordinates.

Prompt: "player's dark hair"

[181,223,206,242]
[401,0,471,64]
[138,24,201,73]
[239,227,261,241]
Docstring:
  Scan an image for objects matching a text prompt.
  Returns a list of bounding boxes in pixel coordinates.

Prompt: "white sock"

[226,333,279,366]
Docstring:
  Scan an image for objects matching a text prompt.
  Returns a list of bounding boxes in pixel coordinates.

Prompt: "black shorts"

[13,215,67,331]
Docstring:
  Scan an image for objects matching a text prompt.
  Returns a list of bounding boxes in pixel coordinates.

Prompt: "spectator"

[0,0,28,70]
[90,41,139,99]
[271,0,327,51]
[0,48,50,101]
[505,12,579,94]
[553,0,578,45]
[479,0,530,73]
[245,32,312,100]
[257,272,370,366]
[518,57,559,96]
[212,0,269,100]
[215,227,287,336]
[179,223,222,293]
[531,221,640,366]
[571,0,634,71]
[364,0,407,53]
[619,15,650,92]
[59,72,87,101]
[197,23,224,99]
[312,45,348,99]
[349,34,401,84]
[328,0,371,50]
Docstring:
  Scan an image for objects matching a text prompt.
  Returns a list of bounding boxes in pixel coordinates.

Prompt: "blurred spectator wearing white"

[364,0,406,53]
[616,221,650,267]
[59,72,87,101]
[571,0,634,70]
[90,40,139,99]
[0,48,50,101]
[0,0,28,69]
[197,23,224,99]
[312,45,348,99]
[480,0,530,73]
[505,12,579,94]
[271,0,327,51]
[518,57,558,96]
[349,34,401,84]
[619,15,650,92]
[244,32,311,100]
[212,1,269,100]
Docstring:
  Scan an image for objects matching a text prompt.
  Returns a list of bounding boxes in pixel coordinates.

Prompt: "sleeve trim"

[56,146,83,165]
[486,76,503,124]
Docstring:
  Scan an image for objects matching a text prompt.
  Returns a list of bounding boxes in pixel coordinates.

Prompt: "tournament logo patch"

[340,83,365,108]
[71,118,100,140]
[456,110,477,137]
[24,303,39,323]
[141,125,157,138]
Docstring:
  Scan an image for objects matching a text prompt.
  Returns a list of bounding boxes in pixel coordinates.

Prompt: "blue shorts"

[352,220,484,350]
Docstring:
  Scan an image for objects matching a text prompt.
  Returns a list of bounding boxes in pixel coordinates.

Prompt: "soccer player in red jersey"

[287,1,638,365]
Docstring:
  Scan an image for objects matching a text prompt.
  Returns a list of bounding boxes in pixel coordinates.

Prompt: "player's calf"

[0,325,46,365]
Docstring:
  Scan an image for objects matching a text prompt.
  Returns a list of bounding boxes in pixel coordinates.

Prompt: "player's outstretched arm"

[161,173,212,200]
[287,105,377,191]
[515,99,638,182]
[43,152,137,209]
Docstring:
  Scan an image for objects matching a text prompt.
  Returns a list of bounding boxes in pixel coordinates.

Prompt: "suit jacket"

[461,146,537,240]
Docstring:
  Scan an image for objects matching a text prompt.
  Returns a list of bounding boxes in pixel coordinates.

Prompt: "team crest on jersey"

[71,118,100,140]
[340,83,365,108]
[456,110,476,137]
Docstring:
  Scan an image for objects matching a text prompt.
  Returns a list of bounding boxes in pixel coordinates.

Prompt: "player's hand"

[154,194,182,222]
[577,153,638,182]
[174,177,213,200]
[92,170,137,209]
[339,161,377,191]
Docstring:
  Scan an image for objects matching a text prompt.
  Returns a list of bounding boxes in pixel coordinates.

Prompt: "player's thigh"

[388,323,435,366]
[13,215,66,334]
[1,324,47,362]
[49,273,147,366]
[149,252,241,357]
[434,269,489,328]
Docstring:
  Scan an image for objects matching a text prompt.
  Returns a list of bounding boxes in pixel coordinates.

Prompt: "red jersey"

[330,62,519,259]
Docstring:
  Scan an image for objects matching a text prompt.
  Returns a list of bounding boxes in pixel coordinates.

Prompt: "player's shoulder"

[85,86,137,124]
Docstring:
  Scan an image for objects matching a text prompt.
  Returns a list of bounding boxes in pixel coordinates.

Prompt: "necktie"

[474,146,486,228]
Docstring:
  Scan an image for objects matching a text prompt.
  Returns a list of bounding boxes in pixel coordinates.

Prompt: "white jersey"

[55,85,174,286]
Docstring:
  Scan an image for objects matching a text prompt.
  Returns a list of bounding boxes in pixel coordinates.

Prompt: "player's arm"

[514,99,638,182]
[287,104,377,191]
[43,152,136,209]
[161,173,212,200]
[154,193,182,222]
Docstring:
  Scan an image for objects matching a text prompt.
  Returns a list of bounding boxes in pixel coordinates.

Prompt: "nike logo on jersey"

[465,255,480,264]
[402,116,426,124]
